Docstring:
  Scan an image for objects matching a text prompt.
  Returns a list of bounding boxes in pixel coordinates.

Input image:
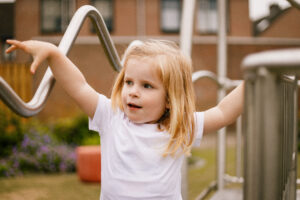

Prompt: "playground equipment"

[242,49,299,200]
[193,49,300,200]
[180,0,245,199]
[0,5,121,117]
[192,72,243,200]
[181,0,300,200]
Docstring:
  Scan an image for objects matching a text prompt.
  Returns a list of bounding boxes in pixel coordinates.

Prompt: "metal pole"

[217,0,227,190]
[236,116,242,178]
[136,0,146,36]
[179,0,196,199]
[180,0,195,55]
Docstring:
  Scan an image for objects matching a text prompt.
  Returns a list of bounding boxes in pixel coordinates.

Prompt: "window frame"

[196,0,230,35]
[90,0,114,33]
[40,0,75,34]
[196,0,217,34]
[160,0,182,33]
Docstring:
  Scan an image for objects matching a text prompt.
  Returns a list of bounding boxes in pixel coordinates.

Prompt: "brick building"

[1,0,300,121]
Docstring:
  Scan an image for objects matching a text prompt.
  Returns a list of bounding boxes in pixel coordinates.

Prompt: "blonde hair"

[111,40,196,157]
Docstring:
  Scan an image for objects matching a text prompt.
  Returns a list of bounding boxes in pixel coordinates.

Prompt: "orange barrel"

[76,145,101,182]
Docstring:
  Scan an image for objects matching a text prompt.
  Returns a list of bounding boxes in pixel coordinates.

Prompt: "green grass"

[0,173,100,200]
[188,148,216,199]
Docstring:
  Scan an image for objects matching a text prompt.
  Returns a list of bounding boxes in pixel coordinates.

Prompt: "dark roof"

[253,4,290,36]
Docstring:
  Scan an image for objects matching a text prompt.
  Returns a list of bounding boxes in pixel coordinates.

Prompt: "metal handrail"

[242,48,300,72]
[193,70,244,200]
[192,70,242,89]
[192,70,220,85]
[0,5,121,117]
[243,48,299,200]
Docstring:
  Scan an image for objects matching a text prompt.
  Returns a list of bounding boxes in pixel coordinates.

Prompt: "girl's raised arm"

[203,82,244,134]
[6,40,98,119]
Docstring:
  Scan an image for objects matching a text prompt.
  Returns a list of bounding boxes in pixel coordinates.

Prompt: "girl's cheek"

[121,88,127,101]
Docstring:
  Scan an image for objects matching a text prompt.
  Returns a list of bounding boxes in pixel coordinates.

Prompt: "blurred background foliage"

[0,110,100,177]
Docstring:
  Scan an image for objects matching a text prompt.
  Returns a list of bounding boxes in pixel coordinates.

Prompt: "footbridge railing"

[0,5,121,117]
[194,48,300,200]
[242,49,299,200]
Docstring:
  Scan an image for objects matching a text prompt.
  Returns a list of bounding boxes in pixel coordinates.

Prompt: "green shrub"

[51,115,100,146]
[0,111,24,157]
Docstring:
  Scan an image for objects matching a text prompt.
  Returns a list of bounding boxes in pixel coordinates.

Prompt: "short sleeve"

[89,93,113,134]
[193,112,204,147]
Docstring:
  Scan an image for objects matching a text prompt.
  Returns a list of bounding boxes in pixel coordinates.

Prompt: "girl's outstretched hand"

[6,40,57,74]
[6,39,99,118]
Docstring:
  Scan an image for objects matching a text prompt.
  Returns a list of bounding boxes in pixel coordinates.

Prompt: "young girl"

[6,39,243,200]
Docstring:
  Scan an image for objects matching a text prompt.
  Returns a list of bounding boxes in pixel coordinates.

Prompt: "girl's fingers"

[6,39,27,53]
[5,39,39,74]
[6,39,20,47]
[30,60,38,74]
[6,40,48,74]
[5,45,17,53]
[30,56,43,74]
[6,39,22,46]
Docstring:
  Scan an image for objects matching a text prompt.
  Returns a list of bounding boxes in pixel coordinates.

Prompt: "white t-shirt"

[89,94,204,200]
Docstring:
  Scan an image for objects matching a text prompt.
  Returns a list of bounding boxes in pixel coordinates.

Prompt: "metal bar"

[217,0,227,191]
[136,0,146,36]
[290,76,298,199]
[236,116,242,178]
[0,5,121,117]
[192,70,220,85]
[179,1,196,199]
[243,70,262,200]
[194,181,217,200]
[261,68,280,200]
[180,0,195,55]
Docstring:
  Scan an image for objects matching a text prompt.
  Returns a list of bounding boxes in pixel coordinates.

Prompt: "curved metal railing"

[192,70,243,200]
[192,70,242,89]
[0,5,121,117]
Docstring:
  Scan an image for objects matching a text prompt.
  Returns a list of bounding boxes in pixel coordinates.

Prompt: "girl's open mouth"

[128,103,142,109]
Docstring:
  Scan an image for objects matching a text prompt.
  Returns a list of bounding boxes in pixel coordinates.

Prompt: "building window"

[41,0,75,33]
[196,0,217,34]
[0,2,14,62]
[91,0,113,32]
[160,0,181,33]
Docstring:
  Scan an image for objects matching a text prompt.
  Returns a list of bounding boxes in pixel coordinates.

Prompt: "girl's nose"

[129,86,140,97]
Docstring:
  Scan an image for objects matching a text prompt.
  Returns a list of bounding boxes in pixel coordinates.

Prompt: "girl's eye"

[144,84,153,89]
[125,80,133,85]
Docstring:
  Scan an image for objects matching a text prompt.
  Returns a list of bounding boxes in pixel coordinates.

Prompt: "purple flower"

[40,145,49,154]
[59,162,67,172]
[21,135,30,148]
[43,135,51,144]
[13,160,19,169]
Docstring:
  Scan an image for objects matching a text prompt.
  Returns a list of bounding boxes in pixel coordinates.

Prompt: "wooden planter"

[76,145,101,182]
